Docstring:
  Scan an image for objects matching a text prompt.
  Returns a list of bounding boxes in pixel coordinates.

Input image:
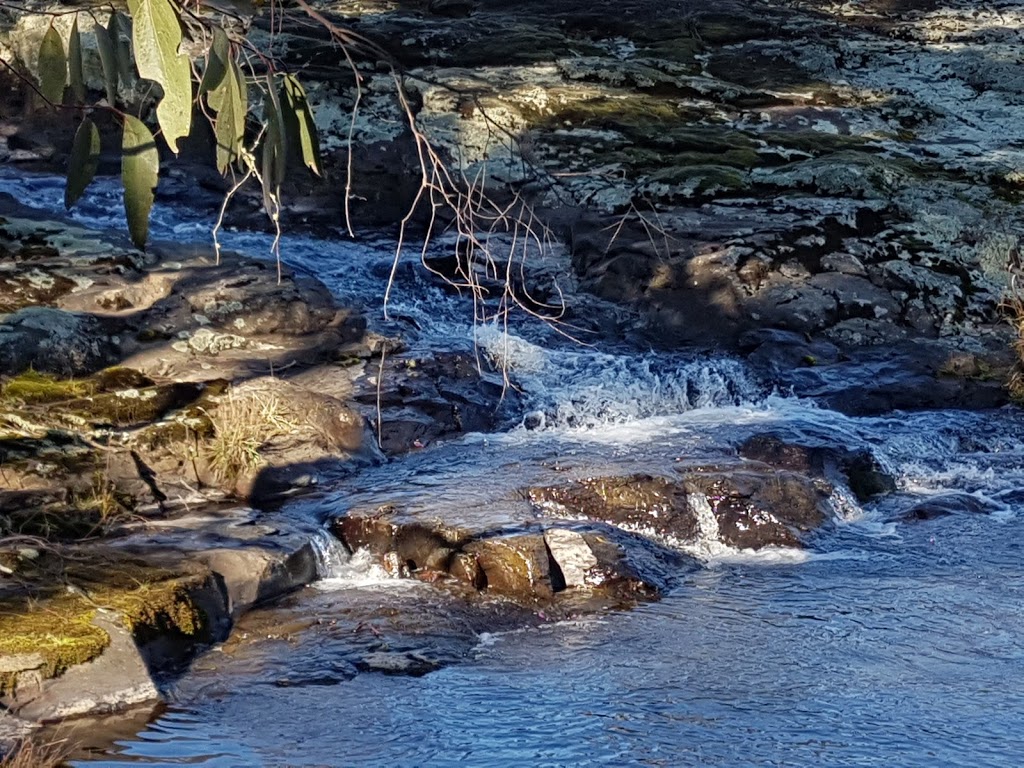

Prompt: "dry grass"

[0,736,72,768]
[1003,293,1024,401]
[202,388,301,482]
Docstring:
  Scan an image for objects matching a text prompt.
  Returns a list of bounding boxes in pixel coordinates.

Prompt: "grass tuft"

[1002,293,1024,402]
[202,389,300,483]
[0,736,72,768]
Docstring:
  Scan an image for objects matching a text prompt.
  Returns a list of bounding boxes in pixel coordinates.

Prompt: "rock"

[843,452,897,502]
[203,377,369,502]
[0,506,327,725]
[529,474,697,542]
[0,307,122,376]
[464,534,556,599]
[197,544,319,620]
[357,351,518,455]
[356,651,441,677]
[331,510,687,605]
[897,493,999,522]
[530,464,832,551]
[0,711,33,756]
[426,0,476,18]
[4,613,159,723]
[678,465,830,549]
[738,432,896,504]
[543,527,680,600]
[744,335,1013,415]
[332,512,458,574]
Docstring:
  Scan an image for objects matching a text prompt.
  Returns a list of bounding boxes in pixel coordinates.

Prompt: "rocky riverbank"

[0,192,517,742]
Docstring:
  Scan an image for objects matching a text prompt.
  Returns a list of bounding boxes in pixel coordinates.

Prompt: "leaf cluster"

[28,0,323,249]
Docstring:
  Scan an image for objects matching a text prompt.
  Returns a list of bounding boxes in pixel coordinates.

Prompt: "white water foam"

[314,548,421,591]
[475,324,766,430]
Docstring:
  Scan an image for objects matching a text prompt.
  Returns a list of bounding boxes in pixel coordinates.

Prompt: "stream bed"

[2,172,1023,766]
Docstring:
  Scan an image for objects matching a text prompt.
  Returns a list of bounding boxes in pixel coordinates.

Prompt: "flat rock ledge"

[0,508,322,731]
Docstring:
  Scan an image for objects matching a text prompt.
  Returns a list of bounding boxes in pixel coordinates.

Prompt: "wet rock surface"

[0,201,519,731]
[529,461,833,552]
[2,0,1023,749]
[331,507,688,607]
[3,0,1021,408]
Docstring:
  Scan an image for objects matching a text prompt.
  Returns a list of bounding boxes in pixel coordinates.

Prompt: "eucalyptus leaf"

[198,26,230,98]
[280,74,321,177]
[111,12,133,87]
[94,22,118,105]
[37,25,67,106]
[261,74,286,214]
[126,0,192,153]
[211,58,247,175]
[66,119,100,209]
[68,16,85,104]
[121,115,159,248]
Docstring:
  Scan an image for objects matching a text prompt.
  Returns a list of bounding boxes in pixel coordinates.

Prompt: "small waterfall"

[475,325,765,430]
[683,494,729,561]
[309,529,351,579]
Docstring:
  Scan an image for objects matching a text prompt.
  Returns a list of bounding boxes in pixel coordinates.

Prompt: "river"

[2,171,1023,767]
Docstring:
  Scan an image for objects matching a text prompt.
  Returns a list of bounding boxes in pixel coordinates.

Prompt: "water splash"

[315,549,419,590]
[308,529,351,579]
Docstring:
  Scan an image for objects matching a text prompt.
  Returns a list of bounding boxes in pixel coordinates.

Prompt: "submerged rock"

[529,462,833,551]
[896,493,1001,522]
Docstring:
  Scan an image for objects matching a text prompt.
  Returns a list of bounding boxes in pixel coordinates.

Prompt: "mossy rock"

[2,369,210,428]
[0,553,210,696]
[60,383,208,429]
[644,164,750,198]
[635,37,703,69]
[531,94,691,134]
[758,130,875,157]
[0,370,95,404]
[452,28,581,66]
[0,368,155,407]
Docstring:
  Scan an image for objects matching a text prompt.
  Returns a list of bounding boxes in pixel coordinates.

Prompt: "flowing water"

[3,173,1024,766]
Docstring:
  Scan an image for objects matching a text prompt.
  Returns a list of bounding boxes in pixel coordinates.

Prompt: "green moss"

[63,382,207,428]
[0,555,208,696]
[1,367,155,407]
[453,29,582,66]
[0,594,111,695]
[646,164,749,195]
[136,328,173,342]
[1,370,93,404]
[133,413,215,451]
[531,94,689,134]
[637,38,703,69]
[759,130,874,156]
[1,370,207,429]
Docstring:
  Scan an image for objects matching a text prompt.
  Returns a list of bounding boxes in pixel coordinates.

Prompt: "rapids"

[2,171,1022,766]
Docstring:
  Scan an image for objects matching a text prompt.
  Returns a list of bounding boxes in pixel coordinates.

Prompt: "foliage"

[3,0,565,330]
[5,0,326,251]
